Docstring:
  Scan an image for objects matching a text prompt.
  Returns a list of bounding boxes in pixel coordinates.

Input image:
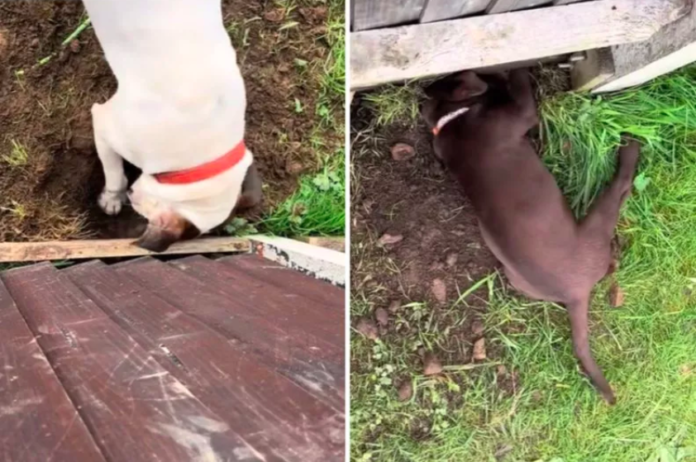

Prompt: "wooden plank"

[220,254,344,309]
[487,0,550,14]
[352,0,427,31]
[1,264,256,462]
[0,280,106,462]
[0,237,250,263]
[66,262,344,462]
[571,47,615,91]
[350,0,688,89]
[420,0,491,23]
[250,236,345,286]
[588,3,696,92]
[116,257,345,410]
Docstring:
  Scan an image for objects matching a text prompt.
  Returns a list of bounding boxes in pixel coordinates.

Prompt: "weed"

[3,140,29,167]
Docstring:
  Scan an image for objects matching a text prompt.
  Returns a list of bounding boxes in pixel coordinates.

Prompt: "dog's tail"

[567,297,616,405]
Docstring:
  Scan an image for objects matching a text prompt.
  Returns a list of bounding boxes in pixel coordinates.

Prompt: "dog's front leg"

[92,103,127,215]
[508,68,539,131]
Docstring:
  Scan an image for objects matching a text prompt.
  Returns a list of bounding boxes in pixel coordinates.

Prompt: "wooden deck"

[0,254,345,462]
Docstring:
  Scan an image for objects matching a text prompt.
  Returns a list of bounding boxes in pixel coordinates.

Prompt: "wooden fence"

[351,0,586,31]
[350,0,696,93]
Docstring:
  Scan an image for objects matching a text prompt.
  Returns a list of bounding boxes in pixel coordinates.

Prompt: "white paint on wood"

[352,0,427,31]
[420,0,491,23]
[250,236,345,286]
[0,237,250,262]
[591,3,696,92]
[350,0,688,89]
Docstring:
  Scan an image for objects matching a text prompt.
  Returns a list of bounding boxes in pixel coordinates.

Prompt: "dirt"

[0,0,338,242]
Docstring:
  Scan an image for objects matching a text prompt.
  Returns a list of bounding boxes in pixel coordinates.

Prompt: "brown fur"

[423,69,640,404]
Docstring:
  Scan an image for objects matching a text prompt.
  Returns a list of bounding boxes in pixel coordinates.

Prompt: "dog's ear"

[135,211,201,252]
[425,71,488,102]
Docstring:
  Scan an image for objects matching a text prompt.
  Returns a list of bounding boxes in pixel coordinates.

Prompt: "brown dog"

[422,69,640,404]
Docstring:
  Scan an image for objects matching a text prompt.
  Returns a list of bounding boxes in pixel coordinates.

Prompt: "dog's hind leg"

[92,102,128,216]
[580,139,640,245]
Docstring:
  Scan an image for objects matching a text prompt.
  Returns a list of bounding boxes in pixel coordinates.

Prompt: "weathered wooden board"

[487,0,551,14]
[571,47,615,91]
[420,0,491,23]
[352,0,427,31]
[350,0,688,89]
[0,237,249,263]
[66,261,344,462]
[116,257,345,411]
[1,264,253,462]
[221,254,344,309]
[589,2,696,92]
[0,280,106,462]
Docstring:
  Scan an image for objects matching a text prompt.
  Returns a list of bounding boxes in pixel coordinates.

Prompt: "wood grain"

[487,0,551,14]
[0,237,250,263]
[117,257,345,411]
[220,254,344,309]
[2,264,255,462]
[420,0,491,23]
[66,261,344,462]
[352,0,427,31]
[0,279,106,462]
[350,0,688,89]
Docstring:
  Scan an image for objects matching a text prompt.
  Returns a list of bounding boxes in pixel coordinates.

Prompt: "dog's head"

[422,71,489,130]
[128,181,203,252]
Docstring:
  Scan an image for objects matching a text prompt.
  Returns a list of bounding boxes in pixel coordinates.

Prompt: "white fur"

[83,0,252,232]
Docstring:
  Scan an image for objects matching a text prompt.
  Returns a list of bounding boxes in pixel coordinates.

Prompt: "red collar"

[154,140,246,185]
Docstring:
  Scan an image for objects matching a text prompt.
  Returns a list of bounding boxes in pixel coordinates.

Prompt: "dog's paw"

[99,190,126,215]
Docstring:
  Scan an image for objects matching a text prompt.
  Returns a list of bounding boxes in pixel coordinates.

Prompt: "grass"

[351,67,696,461]
[2,140,29,167]
[363,84,422,127]
[260,150,344,236]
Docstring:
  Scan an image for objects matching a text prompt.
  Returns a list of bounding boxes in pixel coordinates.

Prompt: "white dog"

[82,0,261,251]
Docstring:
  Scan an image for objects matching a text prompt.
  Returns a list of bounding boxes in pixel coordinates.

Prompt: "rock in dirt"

[285,159,304,175]
[388,300,401,313]
[473,338,486,361]
[423,353,443,376]
[390,143,415,161]
[446,253,458,268]
[397,381,413,401]
[356,318,379,340]
[374,307,389,327]
[471,319,485,337]
[609,283,625,307]
[69,39,81,53]
[431,279,447,304]
[378,233,403,246]
[263,8,285,22]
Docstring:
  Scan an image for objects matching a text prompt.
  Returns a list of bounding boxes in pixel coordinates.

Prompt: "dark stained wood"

[220,254,344,309]
[352,0,427,30]
[0,279,106,462]
[66,261,344,462]
[116,258,344,410]
[1,264,257,462]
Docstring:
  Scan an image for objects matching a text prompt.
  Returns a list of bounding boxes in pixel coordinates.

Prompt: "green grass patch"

[363,84,422,127]
[260,150,344,236]
[351,67,696,461]
[2,140,29,167]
